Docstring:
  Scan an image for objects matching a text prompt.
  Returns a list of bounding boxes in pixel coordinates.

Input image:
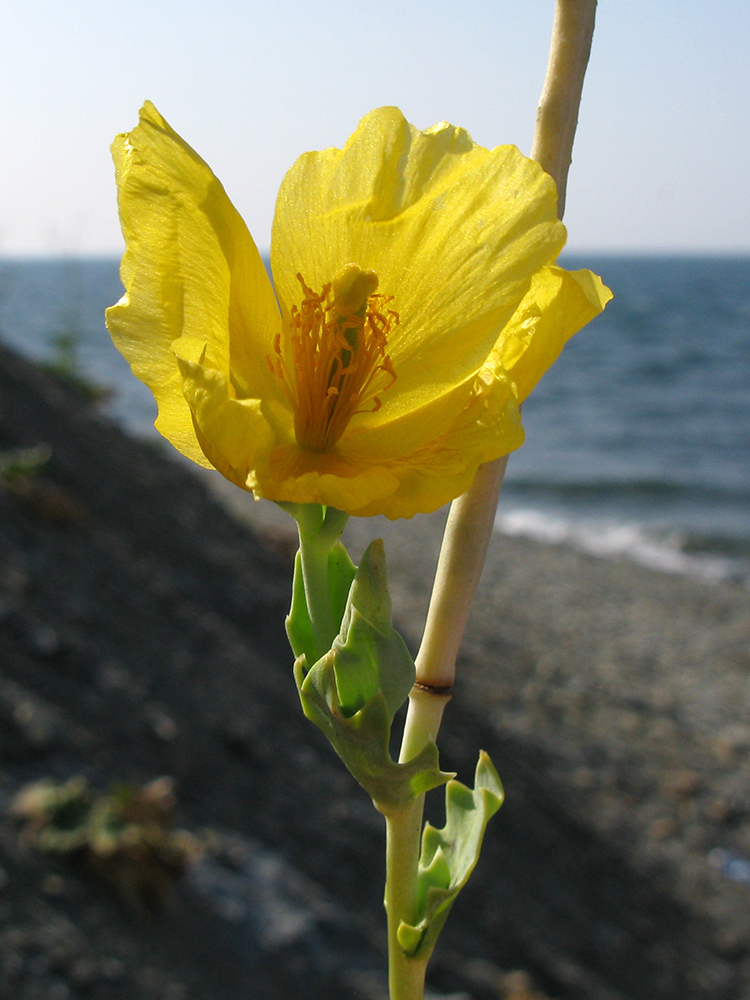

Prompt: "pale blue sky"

[2,1,748,256]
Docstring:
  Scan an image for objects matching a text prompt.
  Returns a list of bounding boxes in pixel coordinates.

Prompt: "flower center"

[268,264,398,452]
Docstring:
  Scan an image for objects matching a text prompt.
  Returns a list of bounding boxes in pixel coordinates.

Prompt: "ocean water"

[0,255,748,584]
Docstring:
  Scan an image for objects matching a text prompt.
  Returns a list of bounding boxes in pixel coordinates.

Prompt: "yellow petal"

[341,363,524,519]
[338,266,611,475]
[494,265,613,402]
[228,350,521,518]
[250,356,523,517]
[342,365,481,461]
[105,101,282,465]
[271,107,566,426]
[173,337,275,491]
[334,269,610,462]
[261,446,401,512]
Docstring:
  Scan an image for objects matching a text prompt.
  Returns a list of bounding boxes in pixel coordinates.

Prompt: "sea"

[0,255,748,586]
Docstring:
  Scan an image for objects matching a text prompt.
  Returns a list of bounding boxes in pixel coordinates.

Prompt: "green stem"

[386,687,453,997]
[291,504,349,660]
[407,0,599,703]
[401,0,600,758]
[385,804,429,1000]
[298,528,337,658]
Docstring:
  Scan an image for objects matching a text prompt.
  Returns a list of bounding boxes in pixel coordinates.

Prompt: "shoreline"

[4,251,750,591]
[202,464,750,592]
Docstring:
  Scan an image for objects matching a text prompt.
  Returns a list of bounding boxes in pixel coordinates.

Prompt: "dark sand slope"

[1,340,750,999]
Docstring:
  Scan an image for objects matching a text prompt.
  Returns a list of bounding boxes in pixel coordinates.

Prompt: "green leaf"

[294,653,453,813]
[395,923,423,955]
[397,751,504,958]
[327,540,357,638]
[291,536,447,812]
[332,540,414,719]
[331,606,380,716]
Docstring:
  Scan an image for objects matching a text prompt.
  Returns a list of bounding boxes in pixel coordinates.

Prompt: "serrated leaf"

[294,653,453,813]
[398,751,504,958]
[333,604,415,719]
[332,606,380,716]
[340,538,392,633]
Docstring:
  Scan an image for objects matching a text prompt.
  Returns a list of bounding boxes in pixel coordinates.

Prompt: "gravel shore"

[2,340,750,999]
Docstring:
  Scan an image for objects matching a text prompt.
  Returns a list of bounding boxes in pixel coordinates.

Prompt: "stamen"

[270,265,398,452]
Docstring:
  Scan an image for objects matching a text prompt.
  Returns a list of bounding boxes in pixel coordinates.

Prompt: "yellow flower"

[106,102,611,519]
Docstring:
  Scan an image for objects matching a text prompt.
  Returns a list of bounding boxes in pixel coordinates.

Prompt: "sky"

[1,0,749,257]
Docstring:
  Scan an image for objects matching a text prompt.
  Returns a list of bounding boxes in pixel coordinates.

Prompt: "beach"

[2,341,750,999]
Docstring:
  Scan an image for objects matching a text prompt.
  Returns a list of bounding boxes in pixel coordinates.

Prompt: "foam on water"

[495,506,750,585]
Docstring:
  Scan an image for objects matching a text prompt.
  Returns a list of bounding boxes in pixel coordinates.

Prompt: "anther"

[268,265,398,453]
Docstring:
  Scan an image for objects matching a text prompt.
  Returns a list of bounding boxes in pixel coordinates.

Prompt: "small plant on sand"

[106,2,609,995]
[12,776,199,913]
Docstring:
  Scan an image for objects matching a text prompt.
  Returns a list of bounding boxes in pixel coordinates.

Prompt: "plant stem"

[414,457,509,691]
[399,686,453,765]
[531,0,598,213]
[397,456,508,775]
[385,805,429,1000]
[293,504,349,660]
[298,527,336,659]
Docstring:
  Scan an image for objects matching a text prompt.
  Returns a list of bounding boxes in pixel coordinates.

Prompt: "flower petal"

[253,361,522,519]
[261,446,401,512]
[493,265,613,401]
[338,268,610,461]
[105,101,282,465]
[342,365,483,461]
[173,337,275,491]
[344,364,524,519]
[271,107,566,423]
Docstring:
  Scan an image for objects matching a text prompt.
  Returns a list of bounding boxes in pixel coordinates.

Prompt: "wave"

[495,507,750,586]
